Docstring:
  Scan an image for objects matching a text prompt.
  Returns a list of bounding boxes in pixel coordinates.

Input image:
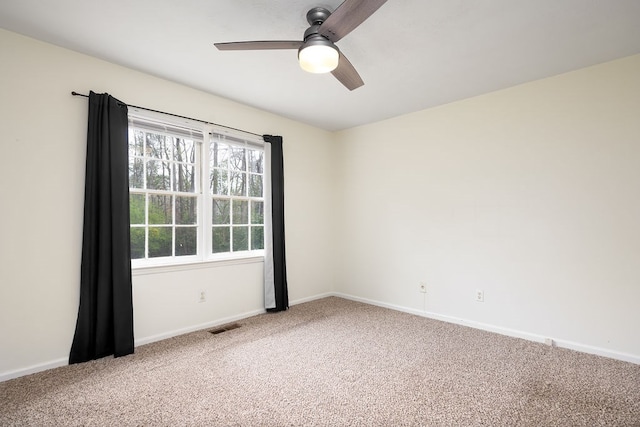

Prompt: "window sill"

[132,254,264,276]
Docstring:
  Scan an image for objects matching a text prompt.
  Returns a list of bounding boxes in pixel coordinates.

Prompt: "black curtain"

[264,135,289,312]
[69,91,134,364]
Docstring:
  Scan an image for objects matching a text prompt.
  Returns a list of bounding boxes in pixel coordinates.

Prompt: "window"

[128,113,266,267]
[210,134,265,254]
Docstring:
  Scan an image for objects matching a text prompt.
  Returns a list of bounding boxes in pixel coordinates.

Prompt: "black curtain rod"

[71,91,263,138]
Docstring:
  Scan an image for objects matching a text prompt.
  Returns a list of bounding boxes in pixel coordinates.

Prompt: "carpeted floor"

[1,297,639,426]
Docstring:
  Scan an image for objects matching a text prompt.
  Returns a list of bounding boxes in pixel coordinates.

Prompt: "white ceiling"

[1,1,640,131]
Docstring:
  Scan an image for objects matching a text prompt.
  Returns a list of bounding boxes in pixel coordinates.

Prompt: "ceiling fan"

[214,0,388,91]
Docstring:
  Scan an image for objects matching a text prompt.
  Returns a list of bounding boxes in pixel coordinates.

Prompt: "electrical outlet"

[199,290,206,303]
[475,289,484,302]
[419,282,427,293]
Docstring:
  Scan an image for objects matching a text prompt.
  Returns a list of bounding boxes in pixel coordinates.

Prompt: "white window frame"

[128,109,266,270]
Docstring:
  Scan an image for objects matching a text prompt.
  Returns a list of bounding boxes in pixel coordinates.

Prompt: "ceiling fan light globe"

[299,44,339,74]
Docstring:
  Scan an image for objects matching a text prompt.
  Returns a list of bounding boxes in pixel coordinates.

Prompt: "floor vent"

[209,323,241,335]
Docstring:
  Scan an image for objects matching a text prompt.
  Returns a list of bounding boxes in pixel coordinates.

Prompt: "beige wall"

[334,54,640,361]
[0,29,336,379]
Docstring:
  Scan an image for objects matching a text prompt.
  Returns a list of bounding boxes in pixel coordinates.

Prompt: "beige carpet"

[1,297,639,426]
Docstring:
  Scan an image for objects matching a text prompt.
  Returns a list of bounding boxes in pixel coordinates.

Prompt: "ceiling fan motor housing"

[299,7,338,58]
[301,26,337,49]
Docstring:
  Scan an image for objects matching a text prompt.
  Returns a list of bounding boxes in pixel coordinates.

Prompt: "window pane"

[174,138,195,163]
[149,194,172,224]
[212,227,230,253]
[129,130,144,157]
[249,174,263,197]
[129,158,144,189]
[210,142,229,168]
[212,199,230,224]
[251,226,264,250]
[148,227,172,257]
[211,169,228,195]
[229,171,246,196]
[146,133,170,160]
[233,200,248,224]
[251,201,264,225]
[174,163,195,192]
[233,226,248,251]
[130,227,145,259]
[248,149,263,173]
[229,147,246,171]
[147,160,171,191]
[176,196,197,225]
[130,193,145,224]
[175,227,197,256]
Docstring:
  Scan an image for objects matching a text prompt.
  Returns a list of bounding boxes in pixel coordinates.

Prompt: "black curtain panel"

[69,91,134,364]
[263,135,289,312]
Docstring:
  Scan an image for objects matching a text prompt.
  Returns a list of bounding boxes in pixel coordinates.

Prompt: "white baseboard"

[1,307,267,383]
[135,307,267,347]
[0,357,68,383]
[289,292,335,306]
[136,294,336,348]
[4,291,636,383]
[332,292,640,365]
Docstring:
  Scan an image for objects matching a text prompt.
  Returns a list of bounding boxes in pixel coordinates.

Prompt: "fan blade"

[332,52,364,91]
[319,0,388,42]
[215,41,302,51]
